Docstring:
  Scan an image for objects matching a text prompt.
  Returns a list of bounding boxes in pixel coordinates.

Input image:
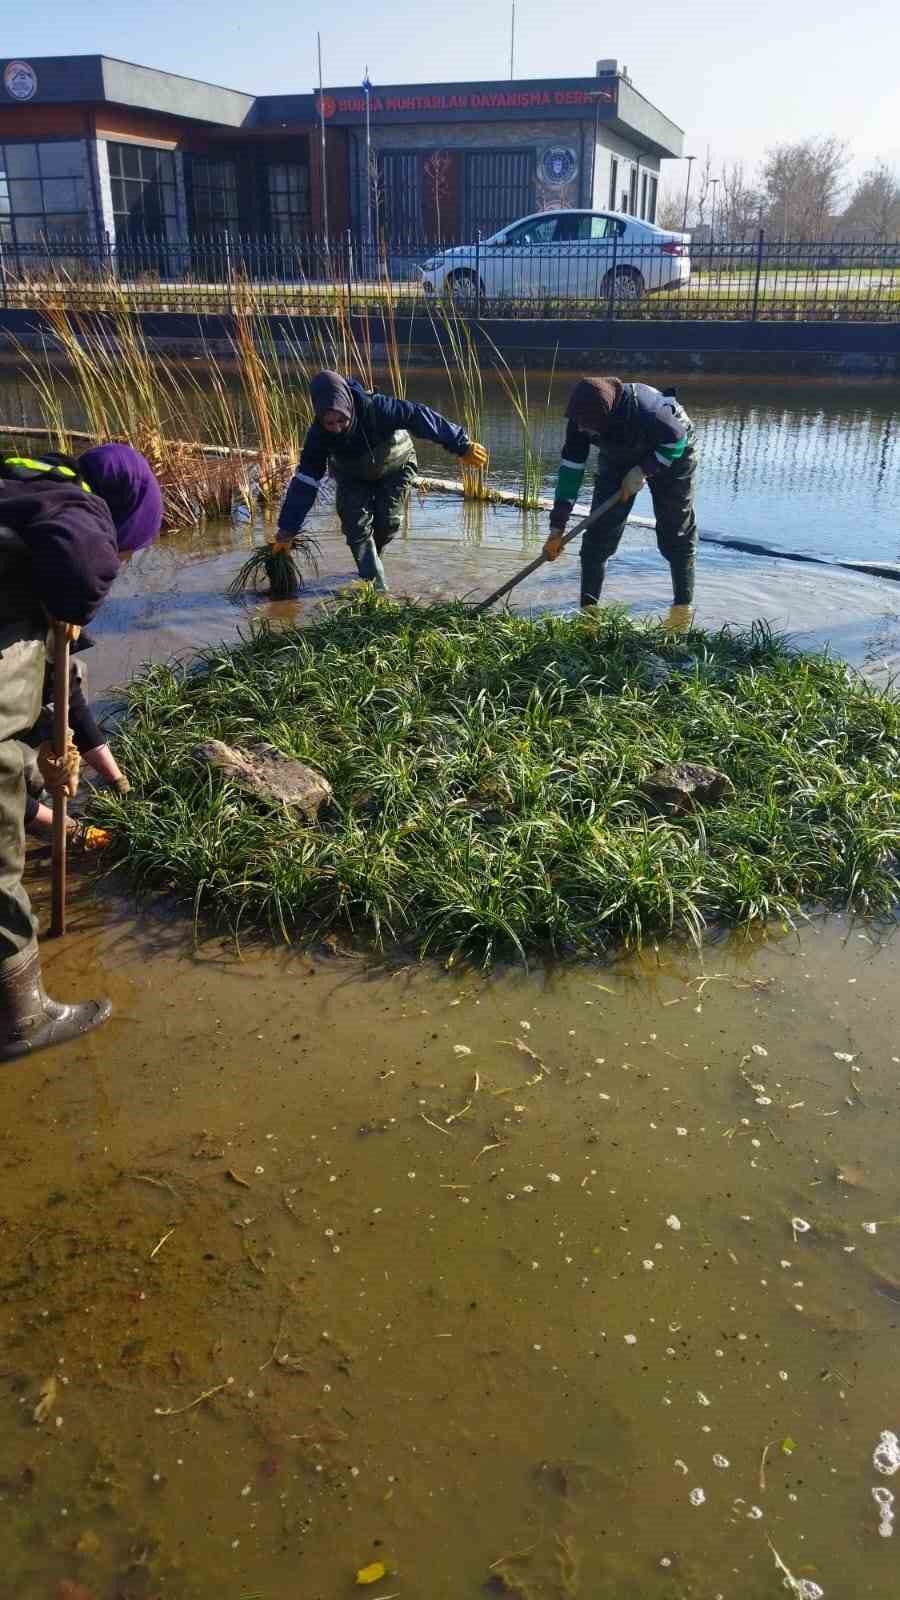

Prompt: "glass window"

[267,163,310,240]
[190,155,239,233]
[648,175,658,225]
[8,180,42,212]
[38,142,84,179]
[608,158,619,211]
[107,142,179,239]
[590,215,611,239]
[42,178,81,211]
[553,213,591,243]
[4,144,39,178]
[505,216,558,245]
[0,142,89,251]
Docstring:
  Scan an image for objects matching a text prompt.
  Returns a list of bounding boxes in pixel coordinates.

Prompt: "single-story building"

[0,53,683,253]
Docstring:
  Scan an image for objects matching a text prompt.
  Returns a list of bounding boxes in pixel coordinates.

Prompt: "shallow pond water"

[1,367,898,565]
[2,372,900,1597]
[2,878,899,1599]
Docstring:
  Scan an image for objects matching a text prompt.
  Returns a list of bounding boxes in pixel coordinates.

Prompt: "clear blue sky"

[5,0,899,187]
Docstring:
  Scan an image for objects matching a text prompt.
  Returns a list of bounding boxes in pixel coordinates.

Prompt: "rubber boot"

[0,942,112,1062]
[662,603,693,636]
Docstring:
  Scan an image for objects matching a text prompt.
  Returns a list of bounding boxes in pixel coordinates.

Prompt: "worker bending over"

[274,370,487,591]
[544,376,697,630]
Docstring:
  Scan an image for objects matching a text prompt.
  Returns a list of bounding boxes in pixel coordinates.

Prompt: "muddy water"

[3,375,900,1596]
[2,872,900,1599]
[87,498,900,704]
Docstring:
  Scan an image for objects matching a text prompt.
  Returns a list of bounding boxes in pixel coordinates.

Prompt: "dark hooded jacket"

[278,378,471,534]
[0,456,119,632]
[550,380,694,530]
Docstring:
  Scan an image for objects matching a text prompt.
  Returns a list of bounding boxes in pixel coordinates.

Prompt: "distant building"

[0,54,683,250]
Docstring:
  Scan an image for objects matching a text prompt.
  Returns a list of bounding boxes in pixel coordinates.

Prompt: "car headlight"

[421,258,441,272]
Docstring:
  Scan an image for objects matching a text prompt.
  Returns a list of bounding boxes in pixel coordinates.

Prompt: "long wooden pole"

[472,487,624,614]
[49,622,70,939]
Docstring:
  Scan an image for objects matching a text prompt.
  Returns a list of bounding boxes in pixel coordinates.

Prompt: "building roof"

[0,55,683,157]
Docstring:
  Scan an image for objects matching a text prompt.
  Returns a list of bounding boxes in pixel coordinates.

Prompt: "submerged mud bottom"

[1,864,899,1598]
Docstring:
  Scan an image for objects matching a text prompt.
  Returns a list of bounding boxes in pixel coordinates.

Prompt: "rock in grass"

[643,762,734,813]
[193,740,333,821]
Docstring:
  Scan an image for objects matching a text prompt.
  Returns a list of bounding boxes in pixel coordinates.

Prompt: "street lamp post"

[681,154,696,232]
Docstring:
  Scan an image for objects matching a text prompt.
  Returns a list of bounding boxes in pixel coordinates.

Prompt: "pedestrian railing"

[1,231,898,322]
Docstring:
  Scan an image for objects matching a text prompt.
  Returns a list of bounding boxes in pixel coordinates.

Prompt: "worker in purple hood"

[0,443,163,1062]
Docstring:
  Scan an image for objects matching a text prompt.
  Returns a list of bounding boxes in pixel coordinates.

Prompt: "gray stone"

[193,739,333,821]
[642,761,733,813]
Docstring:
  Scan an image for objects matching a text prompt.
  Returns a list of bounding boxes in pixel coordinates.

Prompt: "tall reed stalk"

[428,297,489,499]
[488,340,559,509]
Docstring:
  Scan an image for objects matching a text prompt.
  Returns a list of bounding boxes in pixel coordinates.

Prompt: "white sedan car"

[419,209,690,304]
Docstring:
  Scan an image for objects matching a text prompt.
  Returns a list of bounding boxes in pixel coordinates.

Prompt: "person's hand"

[37,740,81,799]
[48,620,81,645]
[543,531,565,562]
[620,466,646,501]
[113,774,132,797]
[461,442,488,469]
[268,532,298,550]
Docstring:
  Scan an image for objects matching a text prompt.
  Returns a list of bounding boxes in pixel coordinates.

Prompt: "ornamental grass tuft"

[94,595,900,963]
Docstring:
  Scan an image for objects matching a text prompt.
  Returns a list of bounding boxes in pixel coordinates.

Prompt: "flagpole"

[363,68,373,272]
[317,32,330,242]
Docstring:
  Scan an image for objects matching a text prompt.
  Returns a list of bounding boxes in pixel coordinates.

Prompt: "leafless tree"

[693,149,715,233]
[655,187,686,232]
[760,137,850,241]
[717,162,763,241]
[424,149,452,246]
[840,162,900,242]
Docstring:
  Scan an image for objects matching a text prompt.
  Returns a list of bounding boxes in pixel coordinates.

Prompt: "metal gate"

[377,151,422,239]
[463,150,534,237]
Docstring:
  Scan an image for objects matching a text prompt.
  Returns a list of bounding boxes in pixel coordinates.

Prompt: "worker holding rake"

[543,376,698,629]
[0,444,162,1061]
[273,370,487,591]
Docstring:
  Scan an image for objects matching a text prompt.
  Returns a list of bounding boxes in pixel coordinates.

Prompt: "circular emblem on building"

[540,146,577,186]
[3,60,38,101]
[316,93,336,120]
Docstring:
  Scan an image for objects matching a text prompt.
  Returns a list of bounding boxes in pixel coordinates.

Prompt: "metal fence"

[1,230,898,322]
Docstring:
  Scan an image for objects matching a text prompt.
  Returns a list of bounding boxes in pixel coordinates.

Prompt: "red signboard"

[316,81,616,125]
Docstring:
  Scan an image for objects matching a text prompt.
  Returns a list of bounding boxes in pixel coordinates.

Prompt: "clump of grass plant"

[94,596,900,964]
[228,534,321,600]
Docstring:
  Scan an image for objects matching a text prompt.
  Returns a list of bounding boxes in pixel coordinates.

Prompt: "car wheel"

[447,270,482,306]
[602,267,645,302]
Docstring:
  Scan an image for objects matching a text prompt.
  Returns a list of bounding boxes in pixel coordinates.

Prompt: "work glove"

[268,531,298,550]
[113,774,132,797]
[543,531,565,562]
[37,740,81,799]
[620,466,646,501]
[461,442,488,469]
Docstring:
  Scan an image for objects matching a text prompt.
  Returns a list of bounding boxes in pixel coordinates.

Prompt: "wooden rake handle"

[471,487,625,615]
[49,621,71,939]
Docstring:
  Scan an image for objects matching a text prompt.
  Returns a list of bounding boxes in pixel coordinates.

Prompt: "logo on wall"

[3,60,38,101]
[540,146,577,186]
[315,93,336,120]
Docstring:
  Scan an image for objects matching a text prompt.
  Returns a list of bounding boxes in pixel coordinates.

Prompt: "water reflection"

[1,366,897,563]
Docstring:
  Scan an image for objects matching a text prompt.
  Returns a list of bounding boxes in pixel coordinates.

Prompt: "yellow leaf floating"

[356,1561,387,1585]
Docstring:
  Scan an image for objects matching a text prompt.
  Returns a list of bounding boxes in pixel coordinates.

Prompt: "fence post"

[607,227,619,320]
[751,227,765,322]
[475,230,482,322]
[345,228,353,319]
